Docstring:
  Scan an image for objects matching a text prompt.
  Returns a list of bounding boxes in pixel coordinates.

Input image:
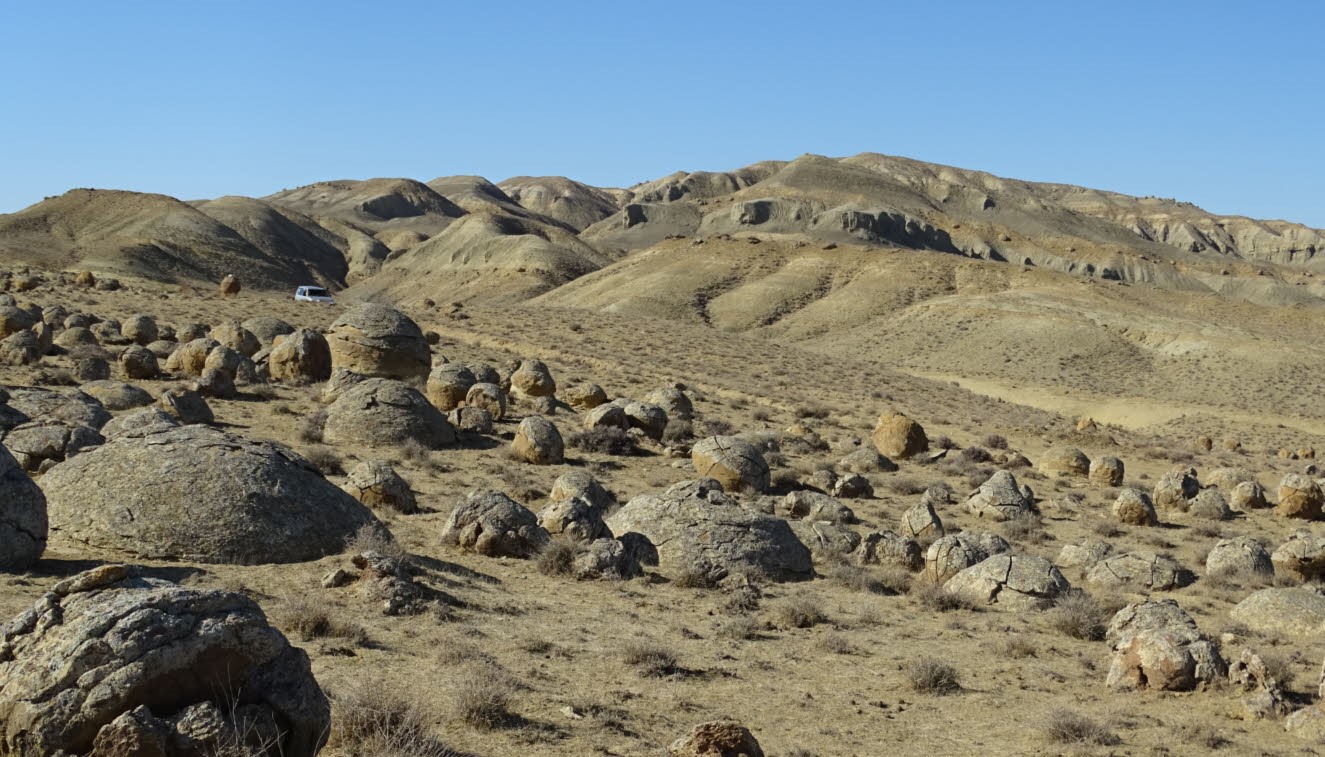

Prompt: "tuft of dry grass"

[1046,590,1110,641]
[279,594,369,646]
[715,615,761,641]
[910,581,979,612]
[621,639,680,677]
[450,665,516,731]
[330,680,460,756]
[305,445,345,476]
[345,523,410,565]
[1042,708,1120,746]
[567,427,637,456]
[771,594,826,629]
[905,657,960,694]
[535,537,580,577]
[299,409,327,444]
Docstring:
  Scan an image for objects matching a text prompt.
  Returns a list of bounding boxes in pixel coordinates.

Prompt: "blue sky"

[2,1,1322,226]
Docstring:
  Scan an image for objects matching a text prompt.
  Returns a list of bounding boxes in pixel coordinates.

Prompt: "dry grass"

[567,427,637,455]
[345,523,410,565]
[450,666,517,731]
[279,594,369,645]
[299,409,327,443]
[304,445,345,475]
[621,639,680,677]
[1042,708,1120,746]
[905,657,960,694]
[910,581,979,612]
[330,680,460,756]
[1045,590,1111,641]
[771,594,826,629]
[535,537,580,577]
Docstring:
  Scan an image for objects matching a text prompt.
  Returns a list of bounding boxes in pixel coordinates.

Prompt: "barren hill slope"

[0,189,350,287]
[265,178,466,248]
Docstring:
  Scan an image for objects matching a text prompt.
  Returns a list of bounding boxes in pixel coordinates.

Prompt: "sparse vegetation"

[330,681,458,756]
[905,657,960,694]
[567,427,637,456]
[771,594,826,628]
[1042,708,1120,746]
[621,640,680,677]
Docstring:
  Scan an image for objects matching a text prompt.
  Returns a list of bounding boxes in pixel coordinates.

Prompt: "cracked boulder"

[945,554,1070,610]
[606,479,812,583]
[965,470,1035,521]
[4,386,110,431]
[1105,599,1225,691]
[323,378,455,449]
[441,490,549,558]
[0,565,329,756]
[691,436,770,494]
[923,531,1011,584]
[342,460,417,514]
[0,419,103,472]
[0,443,46,570]
[1087,552,1195,591]
[40,425,380,564]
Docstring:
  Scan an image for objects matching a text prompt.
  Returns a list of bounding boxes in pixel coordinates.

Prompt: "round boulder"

[1039,446,1090,477]
[327,303,430,381]
[120,314,158,346]
[965,470,1034,521]
[564,382,608,410]
[1206,536,1273,580]
[510,359,556,397]
[268,328,332,385]
[946,554,1071,610]
[1089,456,1125,486]
[691,436,770,494]
[342,460,417,514]
[426,363,475,410]
[1277,474,1323,519]
[871,412,927,459]
[440,490,549,558]
[465,382,506,420]
[118,344,160,380]
[323,378,455,449]
[41,425,380,563]
[0,566,329,756]
[512,415,565,465]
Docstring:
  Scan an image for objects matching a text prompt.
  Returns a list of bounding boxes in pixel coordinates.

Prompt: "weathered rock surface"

[945,554,1070,609]
[691,436,770,493]
[965,470,1034,521]
[440,490,549,558]
[1230,587,1325,638]
[323,378,455,449]
[327,303,430,381]
[0,443,46,570]
[267,328,331,385]
[41,425,380,564]
[342,460,417,514]
[1105,599,1225,691]
[512,415,565,465]
[1087,552,1194,591]
[924,532,1012,583]
[606,479,812,582]
[871,412,927,459]
[0,566,329,756]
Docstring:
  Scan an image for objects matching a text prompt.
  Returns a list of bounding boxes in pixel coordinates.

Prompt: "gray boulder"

[1230,587,1325,638]
[342,460,417,514]
[327,303,430,381]
[946,554,1070,610]
[0,443,46,570]
[1106,599,1225,691]
[0,565,329,756]
[605,479,812,582]
[924,532,1011,583]
[965,470,1034,521]
[441,490,549,558]
[323,378,455,449]
[1087,552,1194,591]
[41,425,380,564]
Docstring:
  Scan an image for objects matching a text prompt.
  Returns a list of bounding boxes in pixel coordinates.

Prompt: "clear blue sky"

[2,1,1322,226]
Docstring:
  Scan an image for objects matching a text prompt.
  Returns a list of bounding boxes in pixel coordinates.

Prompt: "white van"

[294,286,335,304]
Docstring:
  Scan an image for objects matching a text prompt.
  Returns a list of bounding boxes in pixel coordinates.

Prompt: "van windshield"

[305,288,329,297]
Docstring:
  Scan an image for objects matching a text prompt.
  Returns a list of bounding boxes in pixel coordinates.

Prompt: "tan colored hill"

[350,210,621,305]
[265,178,466,246]
[427,175,576,231]
[0,188,349,287]
[497,176,627,232]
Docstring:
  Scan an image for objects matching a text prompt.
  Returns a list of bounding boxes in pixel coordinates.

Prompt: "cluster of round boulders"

[268,328,331,385]
[1038,445,1090,477]
[965,470,1034,521]
[342,460,417,514]
[40,424,380,564]
[327,302,430,380]
[606,479,812,583]
[871,412,927,459]
[165,337,218,376]
[1106,599,1225,691]
[691,436,770,493]
[945,553,1070,610]
[1277,473,1323,519]
[0,443,47,569]
[0,565,329,756]
[539,497,610,542]
[323,378,455,449]
[441,490,549,558]
[1112,488,1159,526]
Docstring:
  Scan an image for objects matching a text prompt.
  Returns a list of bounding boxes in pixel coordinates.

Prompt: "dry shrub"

[829,563,910,596]
[621,640,679,677]
[910,581,979,612]
[299,409,327,444]
[819,634,856,655]
[1042,708,1120,746]
[701,418,735,436]
[771,594,826,629]
[1001,511,1045,544]
[1046,590,1110,641]
[982,434,1008,450]
[886,476,928,496]
[498,466,546,502]
[279,595,368,645]
[304,446,344,476]
[1205,564,1272,591]
[1174,722,1230,749]
[567,427,637,456]
[715,615,761,641]
[905,658,960,694]
[535,537,580,577]
[662,419,693,444]
[345,523,410,565]
[329,680,459,757]
[450,666,516,731]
